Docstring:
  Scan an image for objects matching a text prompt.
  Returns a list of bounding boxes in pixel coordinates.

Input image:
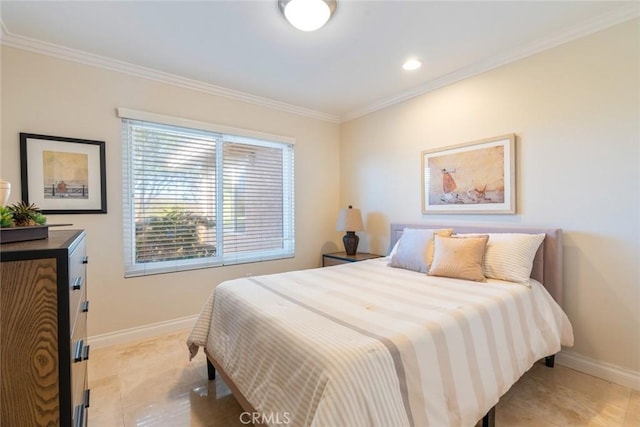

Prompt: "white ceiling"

[1,1,637,122]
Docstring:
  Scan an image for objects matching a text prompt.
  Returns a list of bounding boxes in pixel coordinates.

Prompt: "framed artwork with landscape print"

[422,134,515,214]
[20,133,107,214]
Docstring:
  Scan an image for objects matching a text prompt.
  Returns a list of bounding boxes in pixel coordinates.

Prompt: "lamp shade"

[336,205,363,232]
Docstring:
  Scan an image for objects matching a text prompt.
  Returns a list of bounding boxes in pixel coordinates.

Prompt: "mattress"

[188,258,573,427]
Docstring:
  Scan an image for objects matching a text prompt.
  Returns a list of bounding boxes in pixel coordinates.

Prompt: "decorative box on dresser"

[1,230,90,427]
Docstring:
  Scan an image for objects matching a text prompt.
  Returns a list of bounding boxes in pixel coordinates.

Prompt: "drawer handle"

[82,344,90,361]
[74,404,85,427]
[82,300,89,313]
[73,340,84,363]
[72,276,84,290]
[82,256,89,264]
[84,388,91,408]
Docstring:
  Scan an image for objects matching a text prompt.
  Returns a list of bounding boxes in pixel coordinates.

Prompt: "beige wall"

[2,19,638,377]
[0,46,341,337]
[340,20,639,373]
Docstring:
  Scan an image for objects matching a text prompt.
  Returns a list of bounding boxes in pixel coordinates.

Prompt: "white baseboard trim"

[557,350,640,391]
[88,315,198,349]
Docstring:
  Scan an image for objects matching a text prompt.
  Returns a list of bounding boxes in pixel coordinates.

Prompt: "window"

[121,110,294,277]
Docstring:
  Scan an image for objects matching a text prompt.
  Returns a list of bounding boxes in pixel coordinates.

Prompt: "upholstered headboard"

[389,224,564,306]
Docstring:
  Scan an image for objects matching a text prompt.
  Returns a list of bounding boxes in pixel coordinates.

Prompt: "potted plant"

[0,206,14,228]
[7,201,47,227]
[0,202,49,243]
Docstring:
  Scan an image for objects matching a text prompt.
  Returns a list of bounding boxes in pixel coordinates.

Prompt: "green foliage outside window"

[135,207,216,263]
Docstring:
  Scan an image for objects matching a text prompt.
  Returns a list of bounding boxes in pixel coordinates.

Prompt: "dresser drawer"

[71,306,89,427]
[71,309,88,364]
[70,283,87,342]
[69,237,87,333]
[72,386,89,427]
[71,359,88,425]
[71,355,88,417]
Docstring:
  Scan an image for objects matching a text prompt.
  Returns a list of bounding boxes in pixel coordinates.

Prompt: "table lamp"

[336,205,364,256]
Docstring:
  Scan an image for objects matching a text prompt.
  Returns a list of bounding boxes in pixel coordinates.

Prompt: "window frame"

[119,108,295,277]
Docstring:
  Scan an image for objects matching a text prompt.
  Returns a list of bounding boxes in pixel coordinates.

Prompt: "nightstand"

[322,251,383,267]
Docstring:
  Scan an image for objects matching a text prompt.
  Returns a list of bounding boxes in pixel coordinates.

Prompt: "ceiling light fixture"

[402,59,422,71]
[278,0,337,32]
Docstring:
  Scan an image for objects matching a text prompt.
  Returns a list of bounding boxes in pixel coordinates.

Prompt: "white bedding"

[188,258,573,427]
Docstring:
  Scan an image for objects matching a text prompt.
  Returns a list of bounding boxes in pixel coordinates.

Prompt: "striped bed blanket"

[188,258,573,427]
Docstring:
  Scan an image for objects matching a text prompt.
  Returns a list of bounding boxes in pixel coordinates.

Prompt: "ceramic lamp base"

[343,231,359,256]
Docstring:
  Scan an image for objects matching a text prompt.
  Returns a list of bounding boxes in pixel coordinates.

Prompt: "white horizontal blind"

[222,139,294,264]
[122,118,294,277]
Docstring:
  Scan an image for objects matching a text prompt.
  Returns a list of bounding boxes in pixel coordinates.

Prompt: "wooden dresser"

[1,230,90,427]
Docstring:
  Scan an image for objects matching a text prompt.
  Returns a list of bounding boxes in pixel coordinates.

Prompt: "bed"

[187,224,574,426]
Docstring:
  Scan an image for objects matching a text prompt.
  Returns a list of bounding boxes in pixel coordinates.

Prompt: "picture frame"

[20,133,107,214]
[422,134,515,214]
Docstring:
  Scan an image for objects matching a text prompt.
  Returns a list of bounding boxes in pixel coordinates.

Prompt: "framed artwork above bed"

[422,134,516,214]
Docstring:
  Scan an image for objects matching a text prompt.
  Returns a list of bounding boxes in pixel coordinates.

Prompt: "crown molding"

[0,24,340,124]
[341,4,640,122]
[2,3,637,125]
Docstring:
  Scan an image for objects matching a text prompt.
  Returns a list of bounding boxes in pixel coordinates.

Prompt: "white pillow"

[388,228,453,273]
[454,232,545,285]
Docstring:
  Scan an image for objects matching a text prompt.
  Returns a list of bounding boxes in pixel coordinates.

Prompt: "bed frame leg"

[481,406,495,427]
[207,359,216,380]
[545,354,555,368]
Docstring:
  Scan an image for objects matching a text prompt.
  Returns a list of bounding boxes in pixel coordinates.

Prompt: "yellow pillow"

[428,235,489,282]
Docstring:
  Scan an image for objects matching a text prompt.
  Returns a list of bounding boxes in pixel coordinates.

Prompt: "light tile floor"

[88,329,640,427]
